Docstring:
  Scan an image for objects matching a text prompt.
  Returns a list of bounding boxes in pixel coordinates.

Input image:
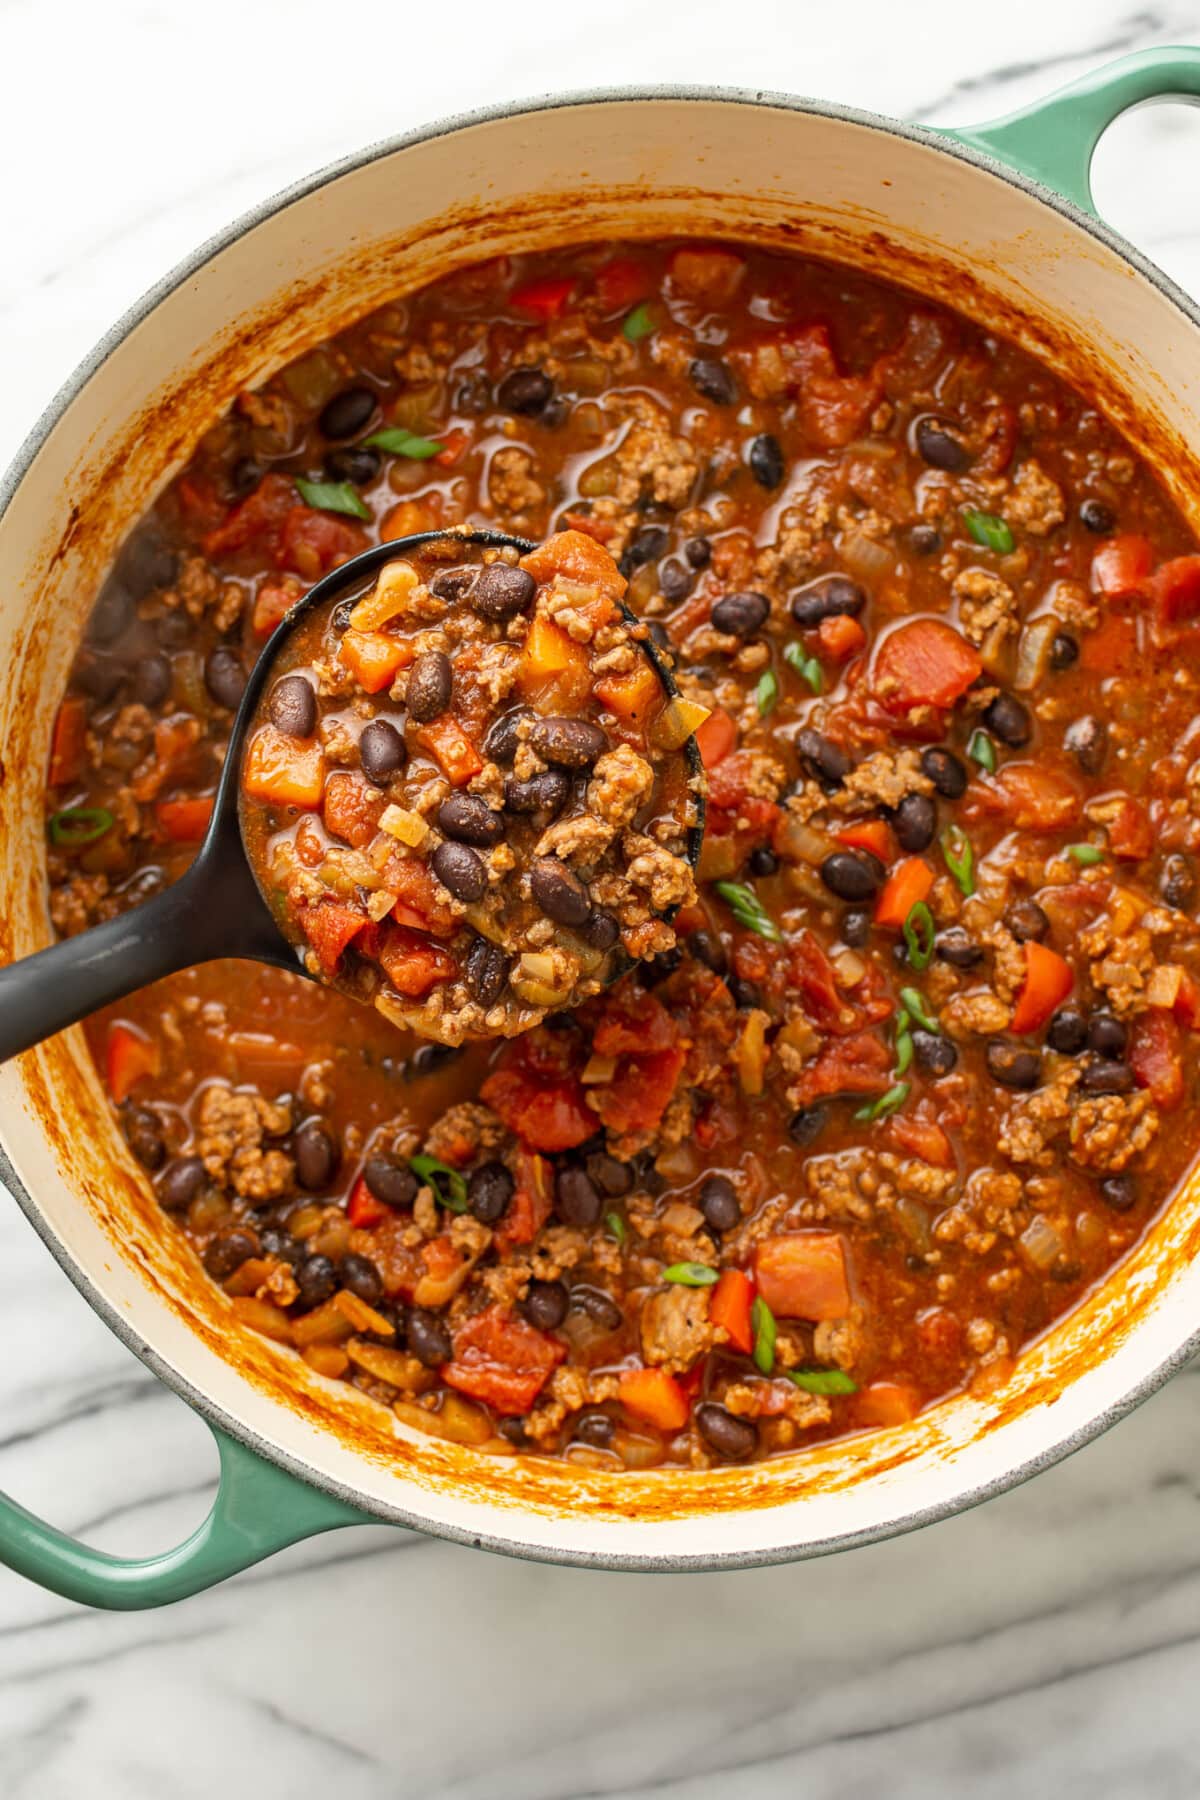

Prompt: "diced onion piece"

[230,1296,292,1341]
[366,888,398,922]
[894,1196,932,1253]
[582,1053,618,1084]
[511,949,576,1007]
[379,803,429,847]
[291,1297,355,1347]
[333,1290,395,1336]
[1148,964,1184,1009]
[1109,888,1144,936]
[698,836,740,881]
[345,1338,433,1391]
[393,1396,499,1448]
[840,529,894,584]
[1014,615,1058,691]
[1019,1215,1065,1271]
[775,814,840,865]
[349,559,419,630]
[302,1344,350,1379]
[776,1014,820,1063]
[833,949,866,988]
[650,696,711,752]
[735,1007,770,1096]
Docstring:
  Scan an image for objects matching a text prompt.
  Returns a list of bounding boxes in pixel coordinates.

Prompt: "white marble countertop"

[5,1,1200,1793]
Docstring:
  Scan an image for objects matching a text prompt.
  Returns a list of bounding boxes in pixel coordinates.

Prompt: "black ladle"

[0,528,704,1064]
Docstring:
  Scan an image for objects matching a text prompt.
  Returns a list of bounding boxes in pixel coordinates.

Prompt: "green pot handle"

[0,1420,370,1610]
[944,44,1200,216]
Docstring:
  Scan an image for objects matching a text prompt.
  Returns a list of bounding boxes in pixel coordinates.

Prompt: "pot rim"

[4,80,1199,1571]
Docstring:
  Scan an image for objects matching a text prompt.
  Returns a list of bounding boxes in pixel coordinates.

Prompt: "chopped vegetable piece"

[242,727,325,807]
[872,619,982,715]
[346,1176,390,1229]
[1065,842,1105,866]
[606,1211,628,1246]
[894,1029,914,1077]
[47,806,113,847]
[619,1366,690,1432]
[48,696,88,787]
[962,509,1014,554]
[784,642,824,692]
[105,1022,161,1104]
[364,427,443,459]
[622,301,657,341]
[755,668,779,716]
[156,796,214,842]
[293,478,371,520]
[409,1153,468,1212]
[875,856,934,929]
[899,987,938,1033]
[855,1081,910,1122]
[967,728,996,772]
[709,1268,754,1354]
[1091,533,1153,599]
[941,825,975,897]
[751,1295,777,1375]
[714,880,782,942]
[694,707,738,768]
[443,1305,566,1414]
[789,1368,858,1396]
[339,628,413,693]
[415,717,483,787]
[902,900,935,970]
[1011,940,1074,1035]
[754,1233,851,1321]
[663,1262,719,1287]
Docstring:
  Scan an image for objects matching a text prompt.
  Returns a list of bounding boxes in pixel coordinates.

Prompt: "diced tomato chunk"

[1090,534,1153,600]
[668,246,745,305]
[778,322,884,449]
[591,990,678,1057]
[374,926,457,997]
[983,763,1082,833]
[105,1022,161,1105]
[887,1113,954,1167]
[386,855,458,937]
[594,256,646,312]
[1175,970,1200,1030]
[1010,940,1074,1035]
[496,1151,555,1250]
[856,1380,921,1427]
[442,1305,566,1414]
[710,1268,755,1354]
[279,506,368,580]
[694,707,738,769]
[155,796,213,842]
[298,899,370,975]
[872,619,982,715]
[323,771,384,848]
[202,472,296,562]
[511,275,575,322]
[1106,796,1153,861]
[347,1175,390,1228]
[874,856,933,929]
[252,575,303,638]
[789,1030,892,1108]
[481,1051,595,1153]
[754,1233,851,1320]
[1131,1010,1185,1111]
[619,1366,691,1431]
[592,1047,687,1137]
[1150,554,1200,623]
[433,428,471,468]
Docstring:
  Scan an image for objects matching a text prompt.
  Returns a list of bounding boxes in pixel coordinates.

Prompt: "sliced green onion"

[899,987,938,1033]
[789,1368,858,1396]
[962,509,1014,554]
[294,477,371,520]
[714,880,782,943]
[895,1029,913,1077]
[967,728,996,773]
[622,302,657,342]
[1066,843,1105,866]
[751,1296,777,1376]
[902,900,935,971]
[47,806,114,848]
[606,1210,628,1246]
[941,824,976,897]
[408,1153,468,1213]
[784,642,824,693]
[364,427,443,460]
[855,1081,911,1123]
[663,1262,719,1287]
[755,668,779,716]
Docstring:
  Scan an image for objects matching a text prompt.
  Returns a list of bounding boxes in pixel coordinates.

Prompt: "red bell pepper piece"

[106,1023,161,1104]
[511,275,575,322]
[1010,940,1074,1035]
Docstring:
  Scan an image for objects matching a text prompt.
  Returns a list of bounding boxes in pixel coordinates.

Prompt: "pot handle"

[0,1421,369,1609]
[944,45,1200,217]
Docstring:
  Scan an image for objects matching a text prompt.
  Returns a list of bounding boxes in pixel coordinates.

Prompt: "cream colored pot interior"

[3,95,1199,1565]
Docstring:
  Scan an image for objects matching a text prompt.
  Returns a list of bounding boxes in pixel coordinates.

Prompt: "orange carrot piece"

[339,628,413,694]
[754,1233,850,1321]
[106,1022,161,1104]
[49,696,88,787]
[836,819,893,862]
[242,726,325,807]
[710,1269,755,1354]
[817,614,867,661]
[694,707,738,769]
[416,717,483,787]
[874,856,933,929]
[619,1366,691,1432]
[155,796,214,842]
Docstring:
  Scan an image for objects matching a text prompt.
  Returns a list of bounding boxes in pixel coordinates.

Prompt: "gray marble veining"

[4,1,1200,1792]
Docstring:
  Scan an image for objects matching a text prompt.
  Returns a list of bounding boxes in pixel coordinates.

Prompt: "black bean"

[1161,854,1196,912]
[504,769,570,818]
[622,525,670,573]
[1064,715,1108,776]
[88,583,134,644]
[556,1165,602,1227]
[260,1228,301,1265]
[1005,899,1050,944]
[983,692,1032,748]
[696,1403,757,1460]
[430,567,478,604]
[689,357,738,405]
[688,929,727,974]
[497,367,554,415]
[1080,498,1116,534]
[699,1174,740,1234]
[795,728,853,791]
[204,1229,258,1281]
[1101,1174,1136,1211]
[119,534,179,597]
[468,1160,514,1224]
[72,651,123,702]
[1046,1010,1088,1055]
[911,1029,957,1076]
[295,1253,338,1309]
[156,612,192,650]
[580,908,621,951]
[473,562,536,621]
[711,590,770,638]
[790,575,867,628]
[407,1045,463,1079]
[359,718,406,783]
[437,793,503,849]
[631,1151,667,1197]
[269,673,317,738]
[528,716,608,769]
[572,1285,622,1330]
[910,523,942,556]
[525,1278,568,1330]
[748,846,779,878]
[1050,632,1080,670]
[788,1104,829,1147]
[406,650,453,723]
[204,647,246,710]
[936,927,983,969]
[641,948,682,988]
[1087,1014,1127,1060]
[730,977,762,1010]
[325,445,381,485]
[530,856,591,926]
[123,1106,165,1171]
[1079,1057,1134,1095]
[464,937,509,1008]
[483,706,531,765]
[364,1153,419,1208]
[586,1153,632,1197]
[132,653,172,708]
[319,386,377,439]
[747,433,785,489]
[408,1310,452,1366]
[431,840,487,903]
[684,536,712,568]
[893,793,937,853]
[914,415,971,472]
[986,1041,1041,1090]
[453,372,492,415]
[842,909,872,949]
[340,1253,383,1303]
[294,1120,339,1190]
[158,1155,207,1211]
[921,746,968,800]
[820,850,883,902]
[230,456,266,496]
[659,557,693,602]
[574,1411,615,1447]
